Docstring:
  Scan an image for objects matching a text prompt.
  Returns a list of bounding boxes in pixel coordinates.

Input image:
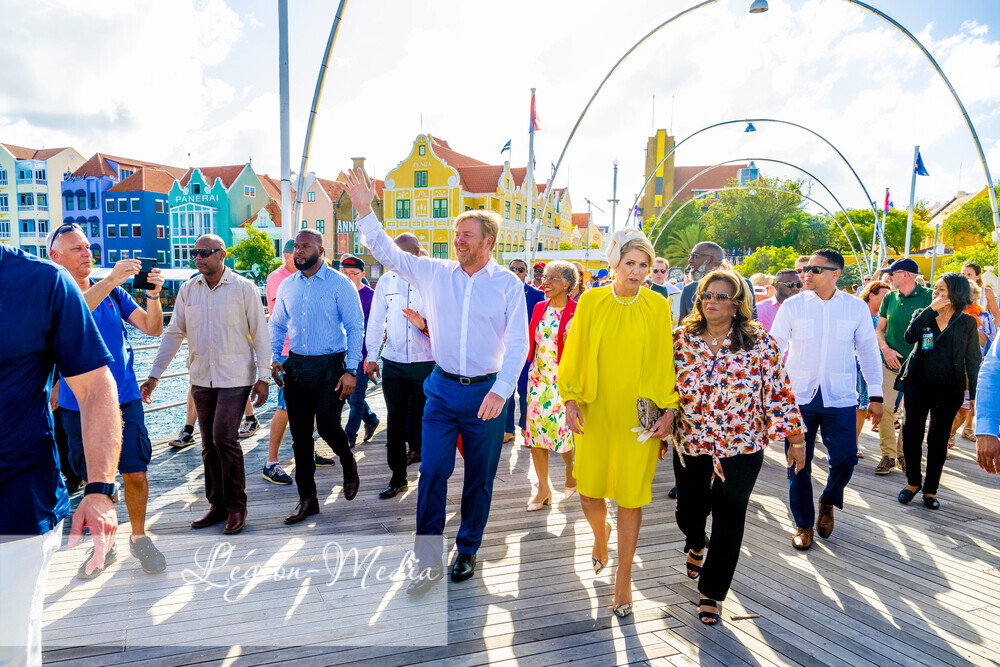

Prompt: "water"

[128,325,278,441]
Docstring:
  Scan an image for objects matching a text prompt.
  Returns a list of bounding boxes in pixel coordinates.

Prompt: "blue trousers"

[344,360,378,441]
[504,366,530,433]
[785,389,858,529]
[415,370,506,567]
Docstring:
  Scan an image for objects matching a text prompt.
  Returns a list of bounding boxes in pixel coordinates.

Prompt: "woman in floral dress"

[525,261,579,510]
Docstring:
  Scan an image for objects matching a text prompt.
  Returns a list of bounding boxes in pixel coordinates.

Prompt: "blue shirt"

[269,262,365,368]
[518,283,546,390]
[0,247,113,535]
[58,283,140,411]
[975,337,1000,437]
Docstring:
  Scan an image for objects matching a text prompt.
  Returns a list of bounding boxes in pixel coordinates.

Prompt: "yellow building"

[0,143,85,256]
[640,129,676,224]
[382,135,564,262]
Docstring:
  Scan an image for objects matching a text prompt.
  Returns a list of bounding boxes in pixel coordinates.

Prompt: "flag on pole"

[914,149,930,176]
[884,191,894,212]
[550,161,556,173]
[500,139,511,155]
[529,91,541,133]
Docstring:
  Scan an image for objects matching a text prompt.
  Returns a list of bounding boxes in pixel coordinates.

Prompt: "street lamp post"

[609,159,619,234]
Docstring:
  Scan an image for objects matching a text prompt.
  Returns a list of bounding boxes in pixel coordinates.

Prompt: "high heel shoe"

[698,597,721,625]
[613,602,633,618]
[563,485,577,500]
[527,491,552,511]
[592,521,612,574]
[686,549,705,579]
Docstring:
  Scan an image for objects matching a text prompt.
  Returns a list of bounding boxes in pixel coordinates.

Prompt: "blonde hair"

[454,210,501,249]
[750,273,772,287]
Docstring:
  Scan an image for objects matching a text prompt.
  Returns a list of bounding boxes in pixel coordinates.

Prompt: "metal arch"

[843,0,1000,269]
[653,185,866,275]
[528,0,720,266]
[647,157,872,272]
[624,117,880,229]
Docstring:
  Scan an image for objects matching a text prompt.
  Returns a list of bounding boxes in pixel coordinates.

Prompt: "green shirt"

[879,284,933,359]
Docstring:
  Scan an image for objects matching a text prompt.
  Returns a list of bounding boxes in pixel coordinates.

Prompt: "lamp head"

[749,0,768,13]
[613,159,619,167]
[745,122,757,133]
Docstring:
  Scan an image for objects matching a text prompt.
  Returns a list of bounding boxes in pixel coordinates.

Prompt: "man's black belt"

[434,365,497,385]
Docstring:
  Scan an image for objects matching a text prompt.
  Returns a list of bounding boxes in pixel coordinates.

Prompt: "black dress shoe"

[451,553,476,582]
[285,494,320,524]
[406,450,421,466]
[668,486,678,499]
[406,565,444,597]
[343,459,360,501]
[378,480,409,499]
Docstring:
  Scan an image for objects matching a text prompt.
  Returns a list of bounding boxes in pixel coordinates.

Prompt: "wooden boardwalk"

[41,386,1000,666]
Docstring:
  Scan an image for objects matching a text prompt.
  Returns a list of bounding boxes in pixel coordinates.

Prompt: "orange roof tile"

[1,143,73,160]
[572,212,590,228]
[315,176,345,202]
[673,164,747,203]
[179,164,248,189]
[107,168,177,194]
[429,136,488,168]
[257,173,296,202]
[71,152,186,180]
[241,201,283,228]
[455,165,504,194]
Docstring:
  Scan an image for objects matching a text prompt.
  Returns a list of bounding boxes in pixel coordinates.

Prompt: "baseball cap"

[881,258,919,275]
[341,255,365,271]
[533,262,546,269]
[282,239,295,254]
[596,268,609,279]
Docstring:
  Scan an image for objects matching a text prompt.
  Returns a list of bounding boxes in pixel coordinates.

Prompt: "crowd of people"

[4,169,1000,663]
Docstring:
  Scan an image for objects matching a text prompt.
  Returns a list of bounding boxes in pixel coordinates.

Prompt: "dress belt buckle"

[460,376,471,385]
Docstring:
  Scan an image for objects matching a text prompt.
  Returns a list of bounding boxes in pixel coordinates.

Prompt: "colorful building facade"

[102,168,174,266]
[381,135,564,263]
[0,143,85,257]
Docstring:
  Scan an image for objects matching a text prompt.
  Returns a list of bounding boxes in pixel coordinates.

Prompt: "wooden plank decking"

[41,386,1000,666]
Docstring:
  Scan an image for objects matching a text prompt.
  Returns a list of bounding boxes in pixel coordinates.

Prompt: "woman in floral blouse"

[525,261,578,510]
[672,270,806,626]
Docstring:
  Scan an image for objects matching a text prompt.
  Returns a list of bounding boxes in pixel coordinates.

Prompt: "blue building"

[60,153,183,266]
[102,168,174,267]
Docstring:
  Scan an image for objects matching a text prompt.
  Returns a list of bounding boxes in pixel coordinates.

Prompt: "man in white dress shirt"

[771,249,884,551]
[344,169,528,592]
[365,232,436,499]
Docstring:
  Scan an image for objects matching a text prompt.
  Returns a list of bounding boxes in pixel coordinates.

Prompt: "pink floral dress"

[526,306,574,453]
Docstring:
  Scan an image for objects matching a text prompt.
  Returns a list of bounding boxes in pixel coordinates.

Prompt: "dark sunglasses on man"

[191,248,223,259]
[802,265,838,275]
[652,268,667,274]
[776,281,802,289]
[510,266,526,273]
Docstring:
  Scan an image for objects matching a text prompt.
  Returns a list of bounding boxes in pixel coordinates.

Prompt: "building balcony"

[19,230,44,238]
[18,204,46,212]
[16,178,46,186]
[0,205,8,213]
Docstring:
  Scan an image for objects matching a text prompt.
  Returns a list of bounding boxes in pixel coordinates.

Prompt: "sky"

[1,0,998,231]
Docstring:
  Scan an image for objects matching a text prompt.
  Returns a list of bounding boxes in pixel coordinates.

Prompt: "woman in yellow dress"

[560,229,679,618]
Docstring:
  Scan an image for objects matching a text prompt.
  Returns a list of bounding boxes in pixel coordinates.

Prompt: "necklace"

[610,282,640,307]
[706,326,731,346]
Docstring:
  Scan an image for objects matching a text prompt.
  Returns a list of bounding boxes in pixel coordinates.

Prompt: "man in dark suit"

[505,258,545,442]
[678,242,757,320]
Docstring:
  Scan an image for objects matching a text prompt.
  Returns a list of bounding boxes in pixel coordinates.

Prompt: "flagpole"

[526,87,536,261]
[903,145,919,258]
[872,191,883,267]
[880,190,889,265]
[930,223,940,284]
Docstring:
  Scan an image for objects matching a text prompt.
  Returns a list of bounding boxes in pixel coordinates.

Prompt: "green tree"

[837,263,861,290]
[662,223,705,267]
[227,226,279,284]
[830,207,924,257]
[647,200,702,257]
[942,185,1000,248]
[699,176,806,250]
[941,242,999,274]
[736,245,801,276]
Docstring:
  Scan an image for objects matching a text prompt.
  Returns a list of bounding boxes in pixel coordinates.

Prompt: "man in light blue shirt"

[269,229,365,524]
[975,336,1000,474]
[345,169,529,592]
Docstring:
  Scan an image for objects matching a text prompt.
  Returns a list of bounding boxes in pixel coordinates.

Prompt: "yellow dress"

[558,286,679,507]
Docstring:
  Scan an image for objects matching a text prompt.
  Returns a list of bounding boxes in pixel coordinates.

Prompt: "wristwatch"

[84,482,118,503]
[345,368,357,377]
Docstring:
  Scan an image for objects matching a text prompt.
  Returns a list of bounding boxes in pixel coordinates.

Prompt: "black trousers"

[382,359,435,484]
[673,449,764,602]
[282,352,355,500]
[902,383,965,496]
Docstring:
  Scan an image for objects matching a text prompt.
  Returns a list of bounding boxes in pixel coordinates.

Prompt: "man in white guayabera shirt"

[343,168,528,595]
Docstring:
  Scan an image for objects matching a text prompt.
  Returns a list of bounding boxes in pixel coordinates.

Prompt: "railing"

[133,341,192,414]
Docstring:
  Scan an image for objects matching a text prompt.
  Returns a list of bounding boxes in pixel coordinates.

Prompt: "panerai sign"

[176,194,220,204]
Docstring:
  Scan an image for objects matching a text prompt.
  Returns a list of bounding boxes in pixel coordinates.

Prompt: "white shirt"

[365,271,434,365]
[357,212,528,399]
[770,289,883,408]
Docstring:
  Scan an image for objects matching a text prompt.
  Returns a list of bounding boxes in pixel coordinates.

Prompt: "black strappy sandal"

[698,597,721,625]
[686,549,704,579]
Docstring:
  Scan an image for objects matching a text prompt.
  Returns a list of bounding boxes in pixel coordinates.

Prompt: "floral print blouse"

[672,326,804,480]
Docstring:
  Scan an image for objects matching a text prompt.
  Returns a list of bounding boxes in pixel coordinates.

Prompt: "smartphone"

[132,257,157,291]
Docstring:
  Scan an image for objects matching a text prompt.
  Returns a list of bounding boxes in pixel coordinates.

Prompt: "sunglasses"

[776,281,802,289]
[698,292,732,303]
[49,222,84,248]
[689,251,713,260]
[802,265,839,274]
[510,266,526,273]
[191,248,223,259]
[652,268,667,274]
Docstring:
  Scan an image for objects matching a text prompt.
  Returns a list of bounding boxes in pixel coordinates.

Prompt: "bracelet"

[868,396,884,403]
[789,443,806,448]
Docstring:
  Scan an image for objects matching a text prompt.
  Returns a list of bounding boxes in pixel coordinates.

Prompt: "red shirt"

[266,265,295,356]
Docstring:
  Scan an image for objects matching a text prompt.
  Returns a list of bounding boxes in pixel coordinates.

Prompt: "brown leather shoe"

[343,459,360,501]
[191,506,227,529]
[816,503,834,539]
[223,511,247,535]
[285,495,320,524]
[792,527,813,551]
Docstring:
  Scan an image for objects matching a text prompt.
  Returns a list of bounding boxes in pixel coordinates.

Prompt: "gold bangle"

[789,443,806,449]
